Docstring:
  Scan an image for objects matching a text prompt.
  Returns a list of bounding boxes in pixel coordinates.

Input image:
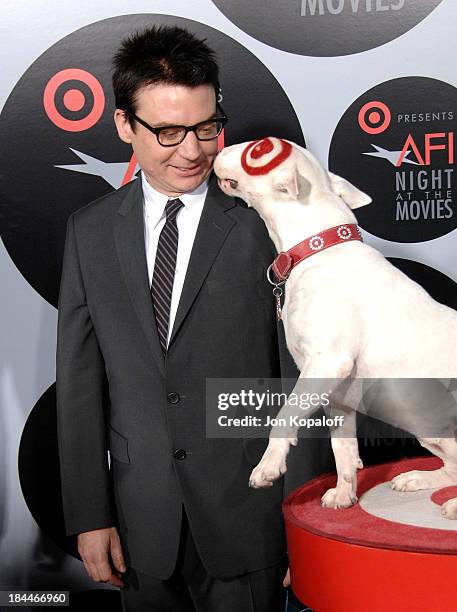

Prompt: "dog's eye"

[276,187,288,193]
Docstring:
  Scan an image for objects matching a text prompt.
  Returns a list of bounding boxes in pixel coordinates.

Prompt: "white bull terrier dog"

[214,137,457,519]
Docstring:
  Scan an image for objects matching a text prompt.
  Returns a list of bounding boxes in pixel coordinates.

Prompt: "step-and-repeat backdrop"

[0,1,455,609]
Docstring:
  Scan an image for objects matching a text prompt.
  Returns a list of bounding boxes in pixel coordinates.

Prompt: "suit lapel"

[114,178,166,376]
[168,176,237,348]
[113,175,238,367]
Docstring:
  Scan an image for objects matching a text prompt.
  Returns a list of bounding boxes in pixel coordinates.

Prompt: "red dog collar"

[269,224,362,283]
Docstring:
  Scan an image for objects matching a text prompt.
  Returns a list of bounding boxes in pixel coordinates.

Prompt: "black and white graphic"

[212,0,443,56]
[1,3,456,609]
[329,77,456,242]
[0,13,304,307]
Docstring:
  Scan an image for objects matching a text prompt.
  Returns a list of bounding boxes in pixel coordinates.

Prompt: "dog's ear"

[328,172,372,209]
[273,166,310,200]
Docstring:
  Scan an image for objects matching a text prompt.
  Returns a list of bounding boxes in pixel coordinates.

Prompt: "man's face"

[114,83,219,196]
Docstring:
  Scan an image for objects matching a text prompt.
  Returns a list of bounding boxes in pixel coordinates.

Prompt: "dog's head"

[214,137,371,213]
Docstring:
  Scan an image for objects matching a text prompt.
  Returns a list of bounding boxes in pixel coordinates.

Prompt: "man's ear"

[328,172,372,209]
[273,166,310,200]
[114,109,133,144]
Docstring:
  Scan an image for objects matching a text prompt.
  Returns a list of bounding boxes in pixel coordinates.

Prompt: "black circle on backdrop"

[0,14,304,307]
[388,257,457,310]
[19,384,77,557]
[211,0,443,57]
[329,77,456,242]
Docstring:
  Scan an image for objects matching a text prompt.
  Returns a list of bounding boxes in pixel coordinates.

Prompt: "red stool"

[283,457,457,612]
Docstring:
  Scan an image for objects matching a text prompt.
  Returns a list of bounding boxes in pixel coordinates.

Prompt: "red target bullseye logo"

[241,137,292,175]
[43,68,105,132]
[358,100,391,135]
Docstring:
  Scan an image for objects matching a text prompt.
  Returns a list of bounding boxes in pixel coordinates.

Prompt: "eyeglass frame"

[122,104,228,147]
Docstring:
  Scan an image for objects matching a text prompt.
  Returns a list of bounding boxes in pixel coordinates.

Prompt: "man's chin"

[171,169,211,193]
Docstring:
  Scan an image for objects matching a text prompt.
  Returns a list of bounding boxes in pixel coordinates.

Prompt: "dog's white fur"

[214,138,457,518]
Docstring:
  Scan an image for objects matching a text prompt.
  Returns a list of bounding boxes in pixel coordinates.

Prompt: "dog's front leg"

[321,408,361,508]
[249,362,353,488]
[247,390,303,488]
[248,436,298,489]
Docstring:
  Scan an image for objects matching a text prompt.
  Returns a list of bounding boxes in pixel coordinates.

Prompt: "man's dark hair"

[112,25,220,126]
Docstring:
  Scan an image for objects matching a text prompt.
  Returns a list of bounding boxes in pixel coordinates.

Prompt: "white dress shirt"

[142,171,208,346]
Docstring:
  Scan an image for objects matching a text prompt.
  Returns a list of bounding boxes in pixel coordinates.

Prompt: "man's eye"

[160,128,181,138]
[198,122,216,135]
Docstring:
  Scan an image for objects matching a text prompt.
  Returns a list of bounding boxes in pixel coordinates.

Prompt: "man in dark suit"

[56,25,330,611]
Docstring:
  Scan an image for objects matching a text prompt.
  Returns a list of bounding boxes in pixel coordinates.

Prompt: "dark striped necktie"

[150,198,184,355]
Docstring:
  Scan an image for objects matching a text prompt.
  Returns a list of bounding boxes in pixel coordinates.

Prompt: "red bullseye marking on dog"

[251,138,274,159]
[431,486,457,506]
[241,138,292,175]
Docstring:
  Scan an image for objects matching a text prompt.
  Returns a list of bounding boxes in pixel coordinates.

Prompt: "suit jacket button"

[167,392,180,404]
[173,449,186,460]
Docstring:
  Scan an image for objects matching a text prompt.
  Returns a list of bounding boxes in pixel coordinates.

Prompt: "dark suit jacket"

[56,174,331,579]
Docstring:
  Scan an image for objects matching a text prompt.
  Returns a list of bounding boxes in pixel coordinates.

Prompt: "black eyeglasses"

[123,105,228,147]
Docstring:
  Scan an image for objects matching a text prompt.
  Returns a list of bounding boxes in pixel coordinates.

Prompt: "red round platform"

[283,457,457,612]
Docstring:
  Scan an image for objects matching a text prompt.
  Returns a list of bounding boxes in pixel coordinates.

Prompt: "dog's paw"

[320,487,357,509]
[391,468,456,492]
[441,497,457,519]
[248,447,288,489]
[391,471,424,492]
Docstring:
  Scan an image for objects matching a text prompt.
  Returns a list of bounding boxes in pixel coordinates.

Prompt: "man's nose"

[177,130,203,160]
